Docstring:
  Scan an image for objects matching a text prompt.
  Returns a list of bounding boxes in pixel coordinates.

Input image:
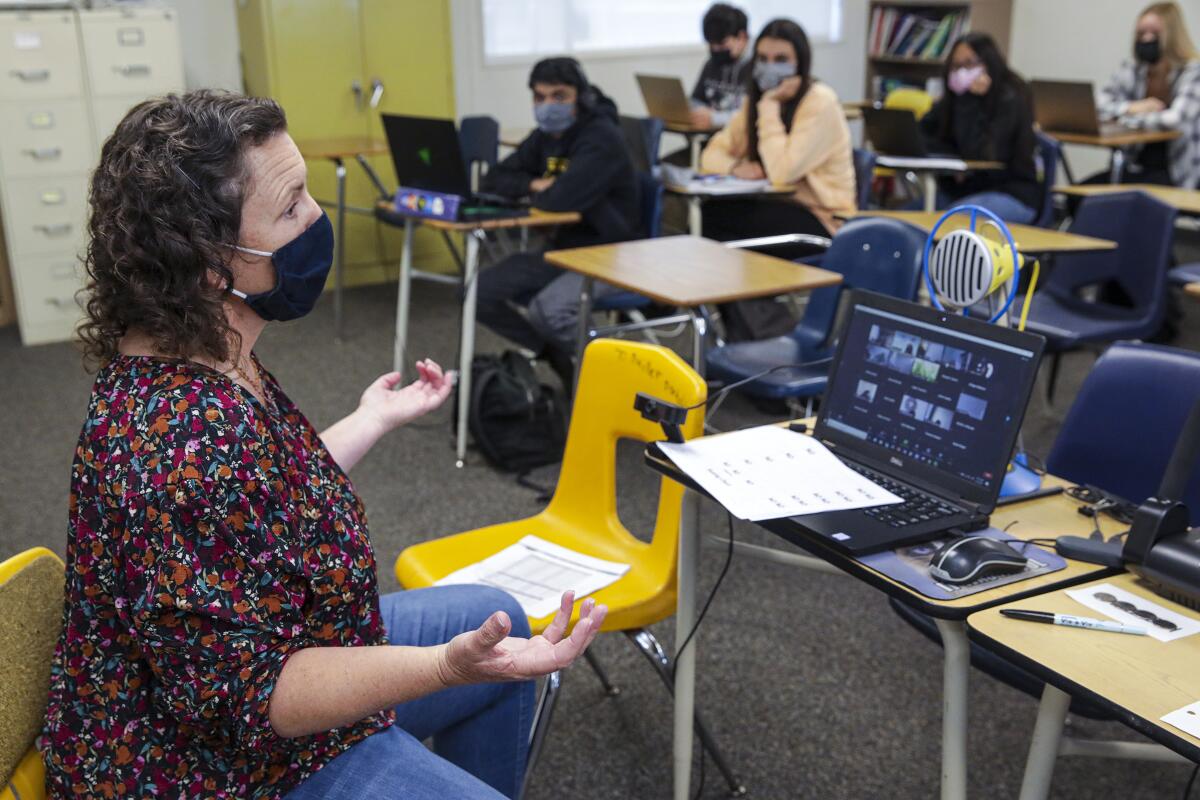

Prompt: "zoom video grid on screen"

[822,306,1038,490]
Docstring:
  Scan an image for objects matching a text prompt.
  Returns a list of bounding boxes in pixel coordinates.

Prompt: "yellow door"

[360,0,456,272]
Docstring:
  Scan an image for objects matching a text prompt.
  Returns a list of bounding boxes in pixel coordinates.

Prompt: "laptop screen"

[382,113,471,198]
[816,292,1044,509]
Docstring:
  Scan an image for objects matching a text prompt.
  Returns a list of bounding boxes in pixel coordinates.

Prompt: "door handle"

[351,79,364,111]
[10,68,50,82]
[113,64,151,77]
[369,77,384,109]
[34,223,72,237]
[22,147,62,160]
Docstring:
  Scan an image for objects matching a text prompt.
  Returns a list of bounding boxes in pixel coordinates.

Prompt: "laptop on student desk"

[636,74,695,127]
[381,113,526,222]
[792,290,1045,556]
[863,106,937,158]
[1030,80,1127,137]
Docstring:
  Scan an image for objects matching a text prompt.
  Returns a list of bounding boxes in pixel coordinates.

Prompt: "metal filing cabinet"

[0,6,182,345]
[0,9,92,345]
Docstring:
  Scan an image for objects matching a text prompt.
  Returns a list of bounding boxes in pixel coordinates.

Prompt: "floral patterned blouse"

[41,354,393,799]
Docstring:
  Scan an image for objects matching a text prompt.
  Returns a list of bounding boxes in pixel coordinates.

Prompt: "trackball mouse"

[929,535,1028,584]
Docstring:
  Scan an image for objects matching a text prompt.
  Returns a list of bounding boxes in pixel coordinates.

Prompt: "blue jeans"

[907,189,1038,224]
[282,585,535,800]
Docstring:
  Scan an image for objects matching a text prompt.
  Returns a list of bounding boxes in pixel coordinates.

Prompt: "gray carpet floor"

[3,241,1200,798]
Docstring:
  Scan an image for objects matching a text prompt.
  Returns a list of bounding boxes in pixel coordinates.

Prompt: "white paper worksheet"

[658,425,903,521]
[434,536,630,619]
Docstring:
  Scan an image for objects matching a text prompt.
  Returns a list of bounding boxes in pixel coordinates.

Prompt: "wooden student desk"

[873,158,1004,213]
[661,120,721,170]
[644,428,1120,800]
[1043,129,1180,183]
[663,181,797,236]
[1054,183,1200,217]
[544,235,841,382]
[855,210,1118,257]
[375,203,579,466]
[295,137,390,337]
[970,573,1200,799]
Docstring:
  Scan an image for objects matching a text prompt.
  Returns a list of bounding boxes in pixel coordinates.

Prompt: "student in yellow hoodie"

[700,17,856,258]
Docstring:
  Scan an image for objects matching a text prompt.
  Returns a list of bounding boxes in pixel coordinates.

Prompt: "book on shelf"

[868,7,968,61]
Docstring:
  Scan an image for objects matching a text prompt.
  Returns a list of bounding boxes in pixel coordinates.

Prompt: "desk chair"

[589,172,667,344]
[1033,131,1062,228]
[1023,192,1177,401]
[459,115,500,192]
[619,115,665,174]
[394,340,745,798]
[0,547,65,800]
[890,340,1200,767]
[704,216,926,415]
[853,147,877,211]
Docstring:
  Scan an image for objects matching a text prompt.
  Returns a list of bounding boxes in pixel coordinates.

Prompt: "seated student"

[699,18,856,253]
[689,3,753,130]
[1094,1,1200,187]
[918,32,1039,224]
[476,57,638,383]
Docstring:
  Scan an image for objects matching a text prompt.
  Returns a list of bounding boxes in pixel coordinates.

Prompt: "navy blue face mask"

[229,211,334,321]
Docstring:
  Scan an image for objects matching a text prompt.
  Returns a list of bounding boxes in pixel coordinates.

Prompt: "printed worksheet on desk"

[659,425,903,521]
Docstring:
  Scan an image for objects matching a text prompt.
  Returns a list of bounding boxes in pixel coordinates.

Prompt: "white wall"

[450,0,867,141]
[1009,0,1200,180]
[160,0,243,92]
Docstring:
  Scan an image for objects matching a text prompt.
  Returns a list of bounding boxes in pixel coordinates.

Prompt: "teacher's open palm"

[439,591,607,684]
[358,358,454,432]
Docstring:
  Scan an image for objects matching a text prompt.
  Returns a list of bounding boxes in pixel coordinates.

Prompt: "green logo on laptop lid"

[417,146,432,166]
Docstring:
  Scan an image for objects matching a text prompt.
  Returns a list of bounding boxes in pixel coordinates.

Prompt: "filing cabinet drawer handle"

[34,223,72,237]
[22,147,62,161]
[113,64,151,77]
[9,68,50,82]
[45,296,77,309]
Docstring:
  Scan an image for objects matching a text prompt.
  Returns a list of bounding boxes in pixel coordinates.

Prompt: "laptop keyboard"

[845,462,960,528]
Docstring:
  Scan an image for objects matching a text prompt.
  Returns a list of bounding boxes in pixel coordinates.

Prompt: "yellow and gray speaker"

[923,205,1023,322]
[921,204,1044,498]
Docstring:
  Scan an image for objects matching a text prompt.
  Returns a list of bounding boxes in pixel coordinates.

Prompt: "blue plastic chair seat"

[1024,292,1158,350]
[1168,262,1200,286]
[705,337,831,399]
[594,290,652,312]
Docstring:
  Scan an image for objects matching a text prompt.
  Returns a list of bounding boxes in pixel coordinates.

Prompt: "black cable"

[1185,764,1198,800]
[672,512,736,676]
[682,360,832,414]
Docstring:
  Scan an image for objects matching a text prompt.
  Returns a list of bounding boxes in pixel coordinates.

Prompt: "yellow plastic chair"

[884,86,933,119]
[396,339,744,797]
[0,547,65,800]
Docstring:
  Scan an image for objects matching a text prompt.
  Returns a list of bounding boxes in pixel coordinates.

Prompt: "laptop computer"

[636,74,694,127]
[791,290,1045,556]
[862,106,937,158]
[381,113,524,220]
[1030,80,1126,137]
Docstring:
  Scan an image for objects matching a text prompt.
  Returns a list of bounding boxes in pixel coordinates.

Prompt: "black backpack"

[462,350,568,472]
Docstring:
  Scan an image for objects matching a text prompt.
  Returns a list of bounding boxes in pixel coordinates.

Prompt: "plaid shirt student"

[1097,58,1200,188]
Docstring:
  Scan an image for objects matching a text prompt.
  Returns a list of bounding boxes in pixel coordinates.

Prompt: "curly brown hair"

[77,89,287,368]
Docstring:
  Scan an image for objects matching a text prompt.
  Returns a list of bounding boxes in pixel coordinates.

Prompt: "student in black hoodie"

[476,57,638,382]
[918,32,1039,223]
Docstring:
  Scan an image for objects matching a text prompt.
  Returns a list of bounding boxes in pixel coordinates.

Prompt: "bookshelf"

[865,0,1013,102]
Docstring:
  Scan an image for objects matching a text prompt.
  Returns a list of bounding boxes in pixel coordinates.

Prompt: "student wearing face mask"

[699,18,856,255]
[475,57,638,385]
[918,32,1039,224]
[689,3,753,130]
[1094,1,1200,187]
